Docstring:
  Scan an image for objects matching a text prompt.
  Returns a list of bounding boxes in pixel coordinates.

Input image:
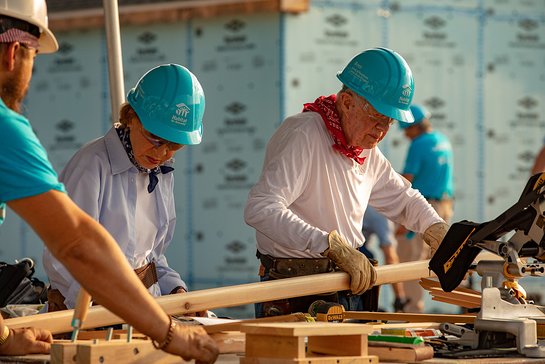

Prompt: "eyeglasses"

[136,121,183,151]
[361,100,395,127]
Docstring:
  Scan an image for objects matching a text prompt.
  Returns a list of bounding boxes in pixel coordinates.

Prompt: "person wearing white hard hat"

[244,48,449,318]
[43,64,209,317]
[0,0,218,361]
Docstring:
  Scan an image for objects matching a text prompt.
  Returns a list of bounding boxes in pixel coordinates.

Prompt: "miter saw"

[429,172,545,357]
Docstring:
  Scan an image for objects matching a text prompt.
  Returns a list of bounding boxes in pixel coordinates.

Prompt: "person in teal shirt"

[396,104,454,313]
[0,0,217,361]
[0,100,65,224]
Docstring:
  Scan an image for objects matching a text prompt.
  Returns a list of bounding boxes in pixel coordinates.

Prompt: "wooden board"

[240,322,374,336]
[204,313,310,334]
[50,0,310,31]
[368,345,433,362]
[6,260,434,334]
[343,311,476,324]
[51,340,186,364]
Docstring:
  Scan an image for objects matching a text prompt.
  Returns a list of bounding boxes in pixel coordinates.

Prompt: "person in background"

[360,206,408,312]
[43,64,205,315]
[244,47,449,318]
[396,103,454,313]
[0,1,217,361]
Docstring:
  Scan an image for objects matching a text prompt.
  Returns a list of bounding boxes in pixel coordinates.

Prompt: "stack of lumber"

[420,278,481,309]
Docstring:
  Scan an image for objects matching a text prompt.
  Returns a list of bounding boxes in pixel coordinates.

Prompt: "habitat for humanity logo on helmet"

[171,103,190,125]
[399,84,412,105]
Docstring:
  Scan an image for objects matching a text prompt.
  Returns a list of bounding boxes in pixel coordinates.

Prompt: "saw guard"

[430,172,545,292]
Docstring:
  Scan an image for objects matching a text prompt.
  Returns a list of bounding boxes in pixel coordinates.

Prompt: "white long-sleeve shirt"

[43,127,186,308]
[244,111,443,258]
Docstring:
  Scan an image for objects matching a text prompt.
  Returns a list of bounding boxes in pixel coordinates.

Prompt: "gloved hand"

[423,222,449,257]
[322,230,376,295]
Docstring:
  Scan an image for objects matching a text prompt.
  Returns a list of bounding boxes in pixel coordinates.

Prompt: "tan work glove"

[423,222,449,257]
[322,230,377,295]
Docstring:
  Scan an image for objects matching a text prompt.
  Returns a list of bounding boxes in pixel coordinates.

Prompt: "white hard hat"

[0,0,58,53]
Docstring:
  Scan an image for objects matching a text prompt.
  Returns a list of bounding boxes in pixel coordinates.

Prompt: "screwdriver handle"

[72,289,92,329]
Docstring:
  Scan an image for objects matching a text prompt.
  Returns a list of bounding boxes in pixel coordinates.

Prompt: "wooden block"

[240,322,373,336]
[245,334,305,359]
[74,340,186,364]
[241,322,377,364]
[51,341,78,364]
[368,345,433,362]
[308,335,367,356]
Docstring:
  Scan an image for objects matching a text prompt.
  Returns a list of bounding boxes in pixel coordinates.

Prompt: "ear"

[337,90,354,116]
[1,42,19,72]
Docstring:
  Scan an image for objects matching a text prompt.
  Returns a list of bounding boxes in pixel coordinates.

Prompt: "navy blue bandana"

[115,126,174,193]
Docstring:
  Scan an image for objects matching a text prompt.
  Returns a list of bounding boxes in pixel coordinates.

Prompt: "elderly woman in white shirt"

[43,64,205,311]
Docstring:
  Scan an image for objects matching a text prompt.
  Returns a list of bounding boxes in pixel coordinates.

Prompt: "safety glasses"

[136,121,183,151]
[361,100,394,127]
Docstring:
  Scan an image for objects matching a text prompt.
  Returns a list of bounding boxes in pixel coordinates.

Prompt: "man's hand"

[165,324,219,364]
[423,222,449,256]
[323,230,376,295]
[0,327,52,355]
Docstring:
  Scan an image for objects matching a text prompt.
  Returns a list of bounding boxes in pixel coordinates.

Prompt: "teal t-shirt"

[402,131,453,200]
[0,99,65,224]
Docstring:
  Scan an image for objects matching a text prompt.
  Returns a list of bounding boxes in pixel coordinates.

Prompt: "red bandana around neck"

[302,94,365,165]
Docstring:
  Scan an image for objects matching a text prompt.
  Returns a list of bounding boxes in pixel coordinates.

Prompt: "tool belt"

[257,251,336,279]
[47,262,159,313]
[134,261,158,289]
[256,251,380,318]
[256,251,339,317]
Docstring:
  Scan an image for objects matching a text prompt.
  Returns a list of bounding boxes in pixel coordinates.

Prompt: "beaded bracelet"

[0,325,10,346]
[152,316,175,350]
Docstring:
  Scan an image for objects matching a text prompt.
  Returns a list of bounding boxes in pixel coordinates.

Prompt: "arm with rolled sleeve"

[367,149,444,233]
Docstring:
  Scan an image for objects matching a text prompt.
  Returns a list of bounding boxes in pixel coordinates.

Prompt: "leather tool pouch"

[269,257,335,279]
[134,261,158,289]
[258,253,338,317]
[48,261,159,313]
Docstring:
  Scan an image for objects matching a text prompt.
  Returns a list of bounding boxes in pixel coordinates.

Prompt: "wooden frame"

[240,322,378,364]
[49,0,310,32]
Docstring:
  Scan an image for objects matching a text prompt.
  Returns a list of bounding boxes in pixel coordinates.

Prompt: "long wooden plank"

[427,288,481,305]
[7,260,434,334]
[431,296,481,309]
[204,313,309,334]
[343,311,476,324]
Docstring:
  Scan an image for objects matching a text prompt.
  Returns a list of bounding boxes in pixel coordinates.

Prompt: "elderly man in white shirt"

[244,48,448,317]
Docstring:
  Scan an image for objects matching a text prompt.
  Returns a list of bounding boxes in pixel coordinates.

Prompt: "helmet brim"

[141,118,203,146]
[38,27,58,54]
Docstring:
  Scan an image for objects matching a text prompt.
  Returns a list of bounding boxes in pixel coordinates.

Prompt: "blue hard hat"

[399,104,431,129]
[337,47,415,123]
[127,64,205,145]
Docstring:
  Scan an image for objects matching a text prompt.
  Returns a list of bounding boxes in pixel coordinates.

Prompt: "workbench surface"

[1,354,545,363]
